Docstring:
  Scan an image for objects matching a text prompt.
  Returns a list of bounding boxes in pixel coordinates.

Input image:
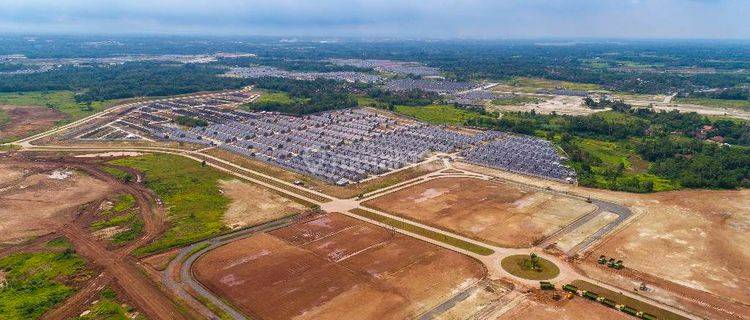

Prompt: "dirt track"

[0,154,193,320]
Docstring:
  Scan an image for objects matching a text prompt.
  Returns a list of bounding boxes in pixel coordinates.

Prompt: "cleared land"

[584,188,750,309]
[498,295,627,320]
[364,177,596,247]
[487,95,600,116]
[0,105,66,143]
[0,163,112,246]
[0,237,92,320]
[219,178,307,229]
[193,213,486,320]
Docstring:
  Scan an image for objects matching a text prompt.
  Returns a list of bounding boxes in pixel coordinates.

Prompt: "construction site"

[1,87,747,320]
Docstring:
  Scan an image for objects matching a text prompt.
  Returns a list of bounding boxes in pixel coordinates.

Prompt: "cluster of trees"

[688,87,750,101]
[246,77,357,115]
[366,89,439,107]
[464,103,750,189]
[583,97,632,112]
[175,115,208,127]
[217,56,371,73]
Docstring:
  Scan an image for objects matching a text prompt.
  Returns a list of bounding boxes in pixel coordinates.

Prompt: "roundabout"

[500,253,560,281]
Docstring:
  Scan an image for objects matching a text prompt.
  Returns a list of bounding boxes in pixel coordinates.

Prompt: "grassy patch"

[571,280,689,320]
[394,104,484,126]
[255,91,297,105]
[76,287,146,320]
[571,138,680,192]
[0,91,119,122]
[500,254,560,280]
[502,77,601,92]
[675,97,750,111]
[0,244,90,320]
[0,109,9,126]
[110,154,231,256]
[350,208,494,256]
[101,167,134,182]
[491,95,543,106]
[91,194,143,246]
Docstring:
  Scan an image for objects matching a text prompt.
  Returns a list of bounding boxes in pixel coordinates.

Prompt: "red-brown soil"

[364,177,595,247]
[193,213,486,320]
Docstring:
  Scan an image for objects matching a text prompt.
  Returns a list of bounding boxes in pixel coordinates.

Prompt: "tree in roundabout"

[501,253,560,280]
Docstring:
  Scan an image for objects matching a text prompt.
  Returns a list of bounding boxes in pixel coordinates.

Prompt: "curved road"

[6,121,698,320]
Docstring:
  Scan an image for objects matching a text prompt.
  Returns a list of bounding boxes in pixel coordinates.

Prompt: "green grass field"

[75,287,146,320]
[110,154,231,256]
[675,97,750,111]
[491,95,544,106]
[502,77,601,92]
[255,91,297,105]
[394,104,484,126]
[101,167,134,182]
[571,138,679,192]
[0,91,120,122]
[90,194,143,245]
[0,239,90,320]
[500,254,560,280]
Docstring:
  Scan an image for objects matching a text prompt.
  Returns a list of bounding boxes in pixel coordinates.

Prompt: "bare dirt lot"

[487,95,603,116]
[0,105,67,142]
[0,162,112,246]
[219,179,307,229]
[193,213,486,320]
[581,189,750,317]
[498,295,628,320]
[364,177,596,247]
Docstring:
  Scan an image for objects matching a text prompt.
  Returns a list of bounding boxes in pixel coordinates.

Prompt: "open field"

[487,95,600,116]
[0,91,119,121]
[0,237,92,320]
[109,154,232,255]
[675,97,750,112]
[0,105,66,143]
[498,294,627,320]
[75,286,146,320]
[203,147,444,199]
[394,104,486,125]
[584,188,750,308]
[0,162,113,246]
[364,177,596,247]
[571,280,689,320]
[219,178,307,229]
[493,77,602,93]
[193,213,486,320]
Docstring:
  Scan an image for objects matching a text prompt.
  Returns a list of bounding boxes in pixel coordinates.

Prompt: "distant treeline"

[0,62,249,102]
[244,77,358,115]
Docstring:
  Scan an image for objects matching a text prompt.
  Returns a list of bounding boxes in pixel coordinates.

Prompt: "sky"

[0,0,748,39]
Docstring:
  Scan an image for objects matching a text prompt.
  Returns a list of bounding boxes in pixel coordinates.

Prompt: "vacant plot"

[219,179,307,229]
[394,104,488,126]
[0,163,113,246]
[193,213,486,320]
[0,238,92,320]
[0,91,119,123]
[110,154,231,256]
[364,177,596,247]
[498,296,626,320]
[587,188,750,307]
[0,105,66,142]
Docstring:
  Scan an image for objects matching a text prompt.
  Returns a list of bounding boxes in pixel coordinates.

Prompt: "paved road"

[12,123,699,320]
[166,216,300,320]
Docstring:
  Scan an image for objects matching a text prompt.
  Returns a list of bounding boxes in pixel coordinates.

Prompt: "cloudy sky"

[0,0,747,38]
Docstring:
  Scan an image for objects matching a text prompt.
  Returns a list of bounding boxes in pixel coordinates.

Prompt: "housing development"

[1,35,749,320]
